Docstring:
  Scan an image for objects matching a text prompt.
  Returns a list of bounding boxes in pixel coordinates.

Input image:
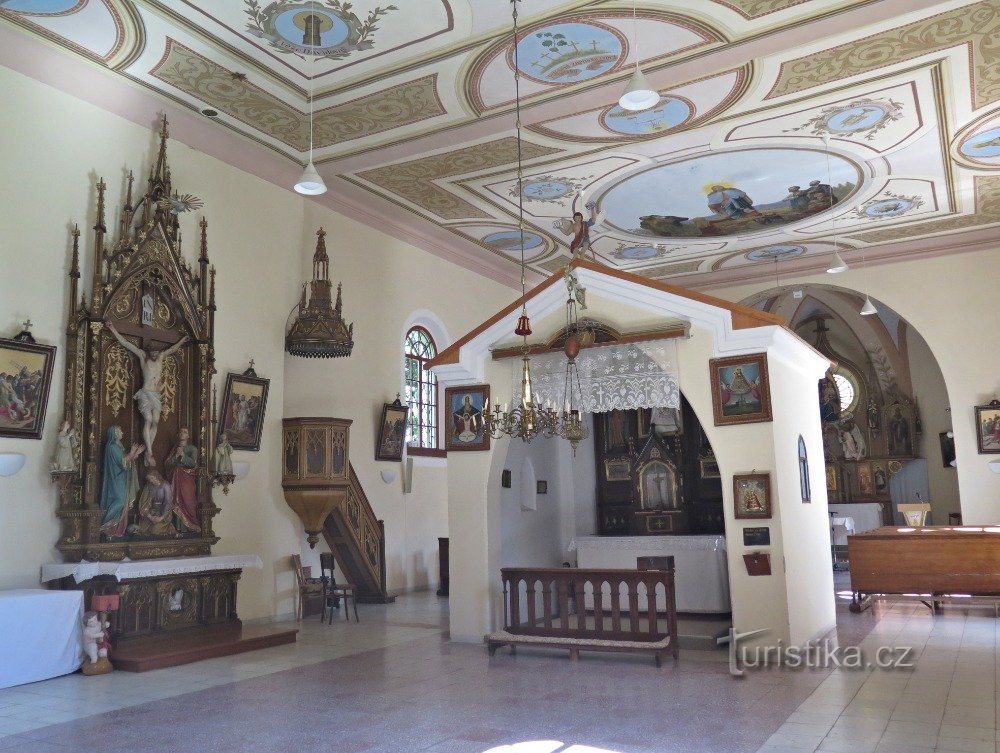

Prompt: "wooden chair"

[320,551,358,623]
[291,554,325,621]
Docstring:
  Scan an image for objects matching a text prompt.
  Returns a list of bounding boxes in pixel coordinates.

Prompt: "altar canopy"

[513,340,680,412]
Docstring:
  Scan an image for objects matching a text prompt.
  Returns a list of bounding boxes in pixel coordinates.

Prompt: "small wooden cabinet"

[437,537,449,597]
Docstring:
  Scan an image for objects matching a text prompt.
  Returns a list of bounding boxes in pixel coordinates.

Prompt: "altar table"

[40,554,263,583]
[570,535,730,613]
[829,503,884,546]
[0,589,83,689]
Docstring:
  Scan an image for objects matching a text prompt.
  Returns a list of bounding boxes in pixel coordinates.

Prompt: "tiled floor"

[2,582,999,753]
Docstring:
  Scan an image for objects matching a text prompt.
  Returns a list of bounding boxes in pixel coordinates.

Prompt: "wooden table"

[847,525,1000,613]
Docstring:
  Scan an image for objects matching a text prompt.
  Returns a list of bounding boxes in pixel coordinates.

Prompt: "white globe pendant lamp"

[294,1,327,196]
[295,161,326,195]
[619,66,659,112]
[618,0,658,112]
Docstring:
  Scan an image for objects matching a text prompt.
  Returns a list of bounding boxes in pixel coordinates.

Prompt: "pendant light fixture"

[294,1,327,196]
[821,135,847,273]
[484,0,559,444]
[858,247,877,316]
[618,0,658,112]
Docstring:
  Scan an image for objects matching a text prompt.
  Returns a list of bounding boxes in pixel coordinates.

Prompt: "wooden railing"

[321,464,394,603]
[499,565,678,646]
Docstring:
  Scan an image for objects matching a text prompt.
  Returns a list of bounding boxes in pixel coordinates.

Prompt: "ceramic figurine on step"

[82,612,113,675]
[214,432,233,476]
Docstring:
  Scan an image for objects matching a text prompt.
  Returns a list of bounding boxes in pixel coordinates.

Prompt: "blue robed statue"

[98,425,144,537]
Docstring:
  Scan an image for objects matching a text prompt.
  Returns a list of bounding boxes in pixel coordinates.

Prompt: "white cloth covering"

[829,503,883,546]
[829,516,856,549]
[40,554,263,584]
[0,589,83,689]
[570,535,730,613]
[513,340,681,413]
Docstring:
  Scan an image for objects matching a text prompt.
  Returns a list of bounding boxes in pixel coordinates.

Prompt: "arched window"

[404,326,438,450]
[798,435,811,503]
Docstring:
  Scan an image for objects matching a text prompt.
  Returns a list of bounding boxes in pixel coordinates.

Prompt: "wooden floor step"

[110,623,298,672]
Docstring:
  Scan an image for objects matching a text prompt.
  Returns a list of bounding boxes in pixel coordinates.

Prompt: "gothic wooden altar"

[55,118,221,563]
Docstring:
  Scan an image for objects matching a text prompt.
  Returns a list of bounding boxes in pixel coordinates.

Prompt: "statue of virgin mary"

[98,426,143,537]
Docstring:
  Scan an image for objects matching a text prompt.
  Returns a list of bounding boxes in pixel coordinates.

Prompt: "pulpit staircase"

[322,465,395,603]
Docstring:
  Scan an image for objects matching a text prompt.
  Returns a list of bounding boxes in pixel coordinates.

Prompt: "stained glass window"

[404,327,437,449]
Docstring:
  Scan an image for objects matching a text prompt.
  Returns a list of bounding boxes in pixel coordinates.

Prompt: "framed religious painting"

[709,354,772,426]
[857,462,874,497]
[733,472,771,520]
[975,400,1000,454]
[0,335,56,440]
[219,370,270,451]
[444,385,490,452]
[376,397,409,461]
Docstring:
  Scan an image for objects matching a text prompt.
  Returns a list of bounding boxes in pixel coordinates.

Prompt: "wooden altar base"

[111,623,298,672]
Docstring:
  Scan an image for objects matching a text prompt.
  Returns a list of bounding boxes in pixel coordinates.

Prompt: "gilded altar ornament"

[285,228,354,358]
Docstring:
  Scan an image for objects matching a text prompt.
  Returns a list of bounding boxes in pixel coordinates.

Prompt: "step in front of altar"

[111,622,298,672]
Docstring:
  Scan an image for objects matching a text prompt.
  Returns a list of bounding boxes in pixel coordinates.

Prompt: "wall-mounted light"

[989,459,1000,474]
[232,461,250,481]
[0,452,27,477]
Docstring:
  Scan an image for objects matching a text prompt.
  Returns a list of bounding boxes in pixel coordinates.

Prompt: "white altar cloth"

[0,589,83,689]
[830,516,856,549]
[570,535,730,613]
[40,554,263,584]
[829,503,883,546]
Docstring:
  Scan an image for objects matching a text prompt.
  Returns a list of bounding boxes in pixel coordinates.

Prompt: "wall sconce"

[232,461,250,480]
[0,452,26,477]
[989,460,1000,474]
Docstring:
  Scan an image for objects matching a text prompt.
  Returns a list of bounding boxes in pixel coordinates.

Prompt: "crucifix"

[105,318,189,465]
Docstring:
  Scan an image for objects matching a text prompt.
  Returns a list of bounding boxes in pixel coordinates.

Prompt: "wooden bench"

[486,561,679,667]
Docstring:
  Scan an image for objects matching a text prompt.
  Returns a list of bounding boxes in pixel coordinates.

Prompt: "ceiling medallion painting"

[744,245,805,261]
[853,192,924,220]
[512,21,626,84]
[244,0,397,59]
[514,174,590,203]
[784,97,904,141]
[957,115,1000,168]
[0,0,84,15]
[482,230,546,256]
[599,148,858,239]
[609,244,671,262]
[600,96,693,136]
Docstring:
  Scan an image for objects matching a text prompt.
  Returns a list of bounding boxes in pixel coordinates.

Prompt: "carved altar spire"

[153,116,170,187]
[69,224,80,326]
[199,218,209,306]
[92,178,107,309]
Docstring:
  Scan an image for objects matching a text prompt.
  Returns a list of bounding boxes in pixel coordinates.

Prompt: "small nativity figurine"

[81,612,112,675]
[51,419,78,472]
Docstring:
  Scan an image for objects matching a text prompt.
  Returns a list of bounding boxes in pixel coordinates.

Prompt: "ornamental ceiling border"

[849,175,1000,244]
[710,0,810,20]
[463,9,724,115]
[150,38,444,153]
[354,137,561,220]
[766,1,1000,110]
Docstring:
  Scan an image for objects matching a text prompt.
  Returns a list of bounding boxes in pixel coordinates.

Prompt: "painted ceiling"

[2,0,999,289]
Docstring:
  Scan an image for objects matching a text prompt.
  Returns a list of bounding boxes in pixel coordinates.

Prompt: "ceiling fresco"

[1,0,998,289]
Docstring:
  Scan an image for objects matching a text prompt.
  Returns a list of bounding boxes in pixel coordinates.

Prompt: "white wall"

[707,248,1000,524]
[0,64,513,619]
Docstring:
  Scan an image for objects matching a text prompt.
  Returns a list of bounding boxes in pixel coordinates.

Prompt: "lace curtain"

[512,340,680,413]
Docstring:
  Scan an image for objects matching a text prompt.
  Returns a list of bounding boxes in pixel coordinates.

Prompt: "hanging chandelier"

[483,0,558,444]
[285,228,354,358]
[557,270,590,454]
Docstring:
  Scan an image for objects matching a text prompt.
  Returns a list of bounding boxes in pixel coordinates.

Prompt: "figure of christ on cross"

[105,321,189,465]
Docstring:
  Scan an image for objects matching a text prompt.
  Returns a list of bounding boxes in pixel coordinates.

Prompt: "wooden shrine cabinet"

[594,398,723,536]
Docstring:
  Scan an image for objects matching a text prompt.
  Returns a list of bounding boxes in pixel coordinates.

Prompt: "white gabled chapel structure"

[431,261,835,648]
